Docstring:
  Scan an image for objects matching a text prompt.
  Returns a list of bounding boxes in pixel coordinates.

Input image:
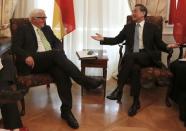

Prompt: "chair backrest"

[10,18,30,37]
[126,16,163,33]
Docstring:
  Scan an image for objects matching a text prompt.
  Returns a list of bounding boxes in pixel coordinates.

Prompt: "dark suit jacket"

[100,21,169,66]
[11,22,63,75]
[0,55,16,86]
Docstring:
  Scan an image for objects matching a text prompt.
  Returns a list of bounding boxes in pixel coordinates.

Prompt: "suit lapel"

[143,22,148,48]
[131,23,136,48]
[28,23,38,48]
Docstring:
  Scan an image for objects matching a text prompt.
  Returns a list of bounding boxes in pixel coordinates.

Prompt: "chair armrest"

[118,43,125,72]
[167,48,173,68]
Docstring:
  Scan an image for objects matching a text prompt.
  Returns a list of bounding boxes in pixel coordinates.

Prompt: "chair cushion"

[140,67,173,88]
[17,74,53,87]
[141,67,173,78]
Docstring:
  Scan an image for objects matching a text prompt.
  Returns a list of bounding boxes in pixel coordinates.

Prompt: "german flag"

[168,0,176,24]
[173,0,186,44]
[53,0,75,39]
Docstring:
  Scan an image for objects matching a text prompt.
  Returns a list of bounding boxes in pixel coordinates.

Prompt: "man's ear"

[143,12,145,17]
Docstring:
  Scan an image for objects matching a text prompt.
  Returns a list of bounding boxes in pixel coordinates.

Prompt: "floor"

[3,78,186,131]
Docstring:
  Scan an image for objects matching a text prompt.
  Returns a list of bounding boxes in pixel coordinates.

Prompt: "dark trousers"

[32,50,90,111]
[0,56,23,129]
[170,60,186,122]
[0,104,23,129]
[118,51,153,99]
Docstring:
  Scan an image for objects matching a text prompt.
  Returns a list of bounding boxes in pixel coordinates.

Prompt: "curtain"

[14,0,36,18]
[12,0,131,79]
[0,0,17,37]
[64,0,131,79]
[14,0,55,29]
[128,0,168,19]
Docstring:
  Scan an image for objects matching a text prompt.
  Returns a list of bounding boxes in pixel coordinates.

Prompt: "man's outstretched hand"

[91,33,104,41]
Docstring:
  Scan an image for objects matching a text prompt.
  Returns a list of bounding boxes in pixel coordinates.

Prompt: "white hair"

[29,9,46,21]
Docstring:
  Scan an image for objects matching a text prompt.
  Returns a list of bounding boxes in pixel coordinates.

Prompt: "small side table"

[76,50,108,97]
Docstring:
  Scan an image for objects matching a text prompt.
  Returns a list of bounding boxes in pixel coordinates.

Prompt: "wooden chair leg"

[165,82,172,107]
[165,96,171,107]
[20,98,25,116]
[47,84,50,89]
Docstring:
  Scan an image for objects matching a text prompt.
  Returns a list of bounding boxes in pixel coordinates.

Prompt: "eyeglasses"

[34,17,47,20]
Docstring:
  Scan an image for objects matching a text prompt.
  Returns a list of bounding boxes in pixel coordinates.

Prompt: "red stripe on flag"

[173,0,186,44]
[169,0,176,24]
[56,0,75,34]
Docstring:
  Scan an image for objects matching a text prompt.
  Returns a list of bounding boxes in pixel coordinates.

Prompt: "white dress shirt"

[32,24,46,52]
[136,20,145,50]
[0,58,3,70]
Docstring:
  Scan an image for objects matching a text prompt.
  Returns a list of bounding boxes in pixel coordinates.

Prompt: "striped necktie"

[37,29,52,51]
[133,23,140,53]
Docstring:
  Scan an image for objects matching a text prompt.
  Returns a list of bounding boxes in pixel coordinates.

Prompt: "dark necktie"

[133,23,140,53]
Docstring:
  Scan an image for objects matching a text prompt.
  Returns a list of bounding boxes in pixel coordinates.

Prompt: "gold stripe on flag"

[53,1,65,39]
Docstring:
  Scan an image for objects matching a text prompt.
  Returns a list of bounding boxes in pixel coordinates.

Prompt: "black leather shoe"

[61,110,79,129]
[86,77,105,89]
[128,102,141,117]
[106,88,123,102]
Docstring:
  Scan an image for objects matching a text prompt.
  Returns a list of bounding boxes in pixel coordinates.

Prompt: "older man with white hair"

[11,9,104,129]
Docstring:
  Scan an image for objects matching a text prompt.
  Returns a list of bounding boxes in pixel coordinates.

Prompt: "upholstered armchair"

[118,16,173,105]
[10,18,61,115]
